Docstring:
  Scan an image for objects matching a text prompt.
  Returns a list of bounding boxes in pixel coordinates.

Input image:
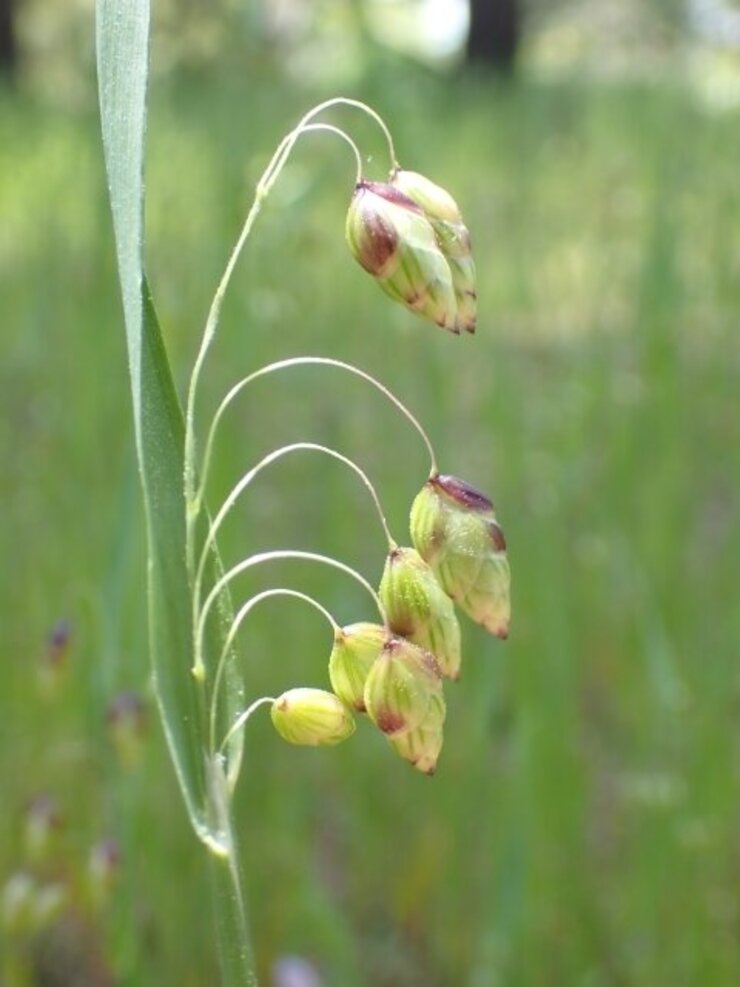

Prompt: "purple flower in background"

[272,955,323,987]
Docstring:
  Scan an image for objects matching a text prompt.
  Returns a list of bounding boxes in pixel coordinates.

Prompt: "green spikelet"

[391,169,477,334]
[271,688,356,746]
[411,474,510,639]
[346,181,459,332]
[379,546,462,679]
[363,637,444,738]
[388,691,446,775]
[328,622,386,712]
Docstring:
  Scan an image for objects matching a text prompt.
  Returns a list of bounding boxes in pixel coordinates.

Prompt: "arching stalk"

[195,550,385,682]
[209,587,339,753]
[194,356,438,519]
[184,102,399,580]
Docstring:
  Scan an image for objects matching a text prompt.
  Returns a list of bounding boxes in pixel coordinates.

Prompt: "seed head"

[328,622,386,712]
[379,546,462,679]
[363,636,444,738]
[410,473,511,639]
[271,688,356,747]
[346,181,459,332]
[391,170,477,333]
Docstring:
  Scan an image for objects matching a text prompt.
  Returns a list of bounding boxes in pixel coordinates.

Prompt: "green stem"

[192,441,395,673]
[293,122,364,184]
[184,102,398,581]
[195,356,438,516]
[218,696,275,757]
[261,97,398,198]
[210,588,338,752]
[195,550,385,679]
[206,756,258,986]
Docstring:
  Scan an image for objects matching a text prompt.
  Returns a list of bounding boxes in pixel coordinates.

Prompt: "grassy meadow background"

[2,12,740,986]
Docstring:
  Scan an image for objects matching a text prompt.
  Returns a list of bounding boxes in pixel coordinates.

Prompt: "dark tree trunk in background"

[466,0,521,73]
[0,0,17,79]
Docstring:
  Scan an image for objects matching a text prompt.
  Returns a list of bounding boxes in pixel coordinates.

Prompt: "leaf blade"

[97,0,206,832]
[96,7,254,979]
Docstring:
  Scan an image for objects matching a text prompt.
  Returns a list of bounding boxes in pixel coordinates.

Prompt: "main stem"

[207,756,258,987]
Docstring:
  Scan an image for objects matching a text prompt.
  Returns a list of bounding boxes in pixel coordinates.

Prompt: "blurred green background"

[2,1,740,984]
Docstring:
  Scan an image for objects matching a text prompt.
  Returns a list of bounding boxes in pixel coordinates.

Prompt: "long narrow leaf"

[97,0,206,832]
[97,5,260,979]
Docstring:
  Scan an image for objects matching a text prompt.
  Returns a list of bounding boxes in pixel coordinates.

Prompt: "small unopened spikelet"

[271,688,355,746]
[411,473,510,639]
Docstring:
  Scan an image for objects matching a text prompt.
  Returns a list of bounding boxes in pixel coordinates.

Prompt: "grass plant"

[1,28,739,987]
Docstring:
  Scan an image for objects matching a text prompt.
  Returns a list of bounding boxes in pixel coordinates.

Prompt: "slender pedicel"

[210,587,339,753]
[194,550,385,680]
[194,356,438,516]
[184,123,358,571]
[193,442,395,636]
[185,101,398,577]
[259,98,398,199]
[219,697,276,755]
[282,123,363,185]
